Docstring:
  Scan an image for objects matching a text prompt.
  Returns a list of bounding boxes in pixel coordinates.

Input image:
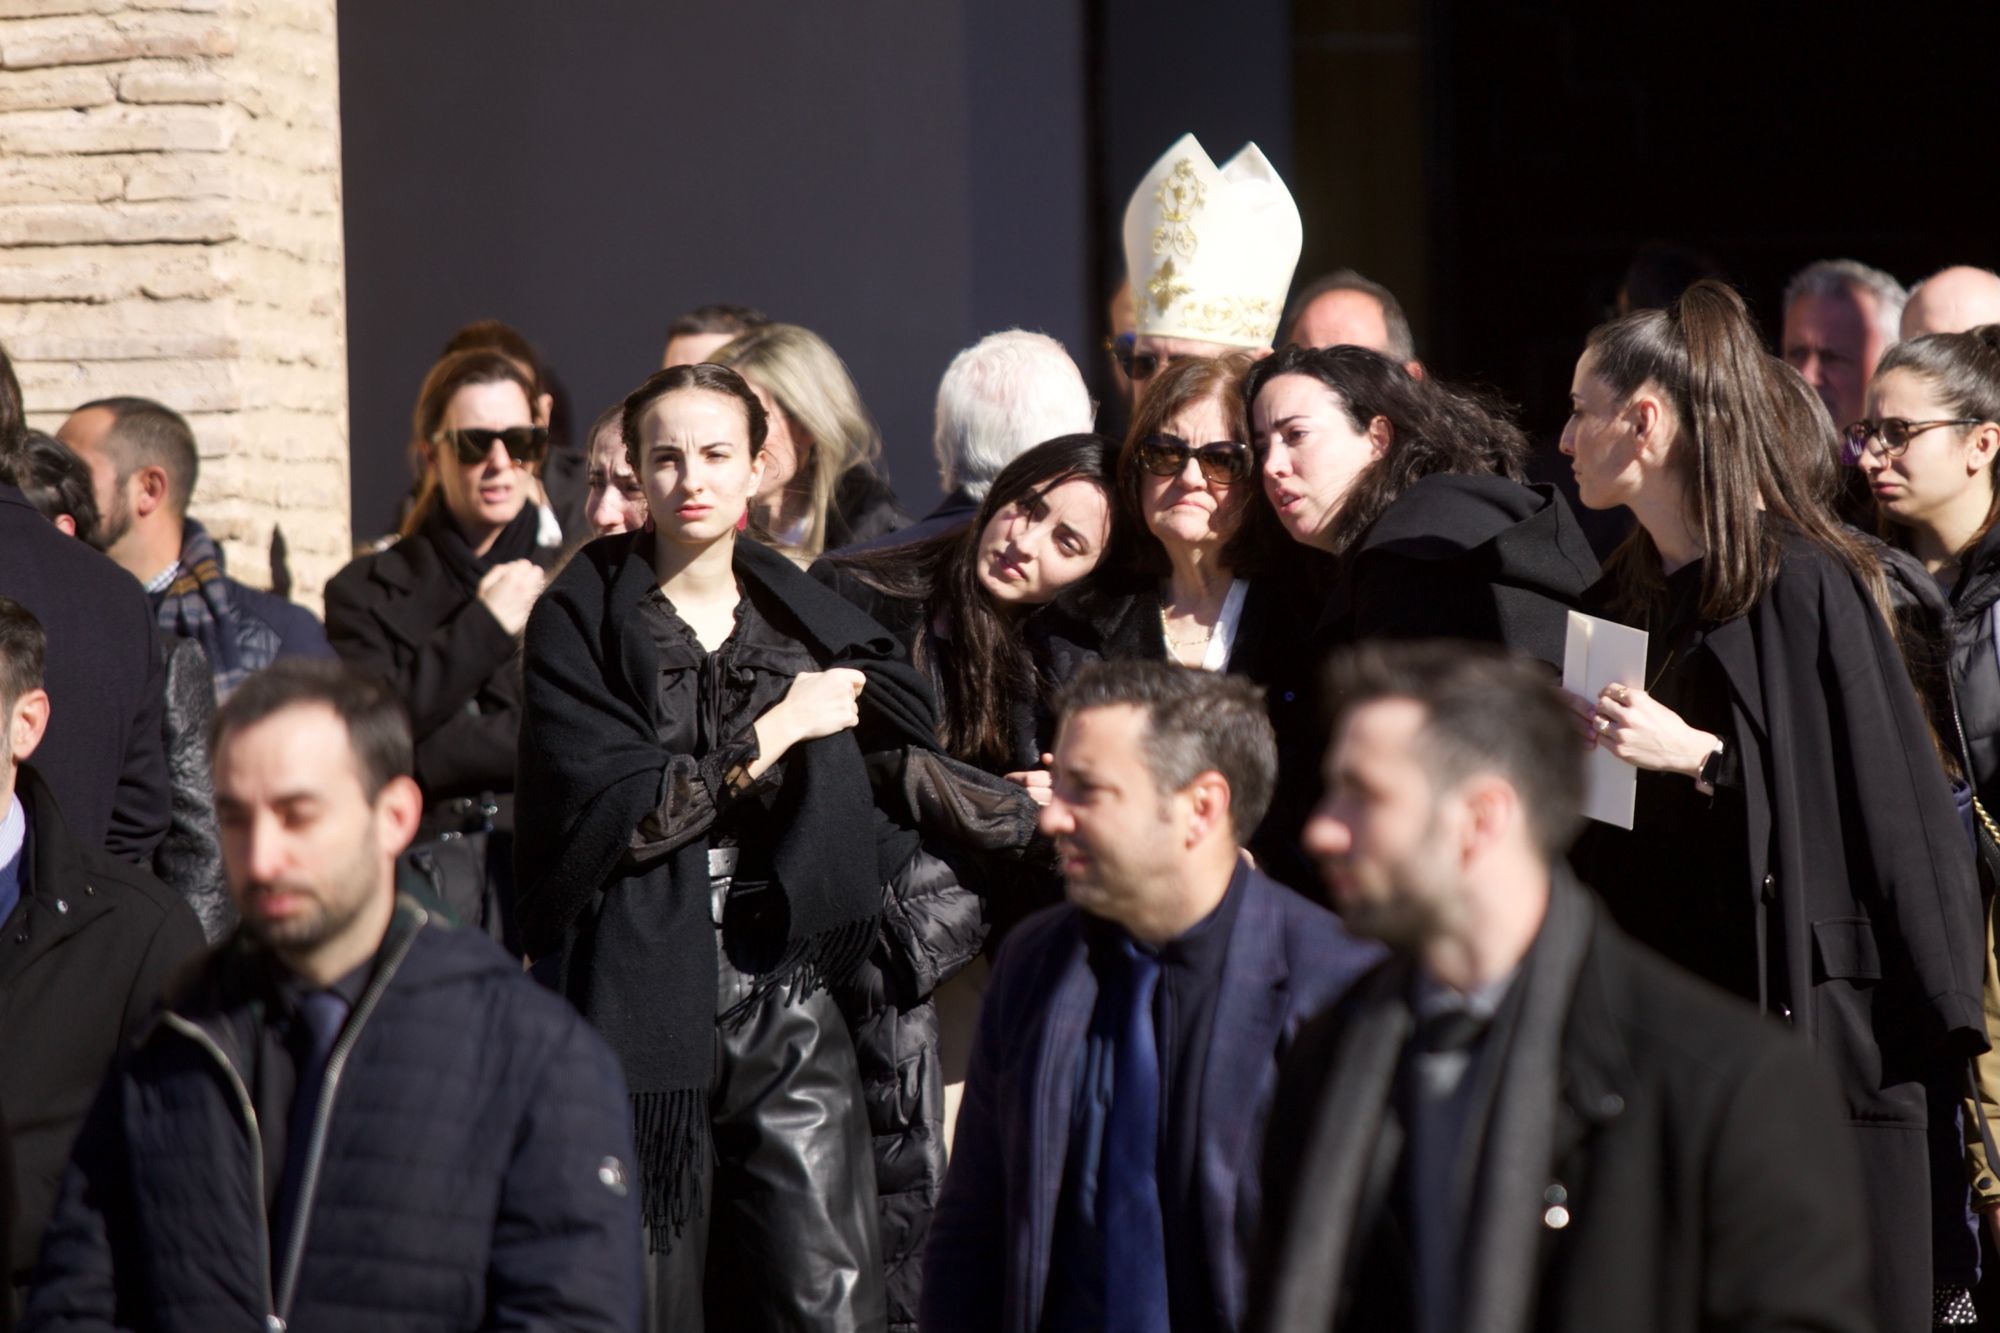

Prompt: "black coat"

[0,766,203,1293]
[1320,472,1601,668]
[322,524,557,818]
[518,533,1025,1332]
[824,466,912,551]
[831,487,977,558]
[1576,532,1986,1331]
[23,897,642,1333]
[1032,571,1322,893]
[1250,888,1872,1333]
[0,487,168,864]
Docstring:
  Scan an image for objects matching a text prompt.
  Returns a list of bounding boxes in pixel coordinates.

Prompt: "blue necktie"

[1102,940,1168,1332]
[271,989,350,1269]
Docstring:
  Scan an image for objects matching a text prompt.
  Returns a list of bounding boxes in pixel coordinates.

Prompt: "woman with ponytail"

[1857,325,2000,1298]
[1561,280,1985,1333]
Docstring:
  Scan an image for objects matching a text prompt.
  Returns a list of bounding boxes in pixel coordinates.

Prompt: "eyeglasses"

[1841,418,1983,466]
[435,425,548,466]
[1133,432,1252,485]
[1103,335,1189,384]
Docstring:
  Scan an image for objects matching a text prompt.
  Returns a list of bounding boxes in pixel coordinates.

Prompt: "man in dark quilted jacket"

[22,659,642,1333]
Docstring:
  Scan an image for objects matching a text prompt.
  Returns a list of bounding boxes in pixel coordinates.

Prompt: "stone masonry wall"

[0,0,350,612]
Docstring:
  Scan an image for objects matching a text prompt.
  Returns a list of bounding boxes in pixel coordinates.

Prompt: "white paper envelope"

[1562,610,1649,830]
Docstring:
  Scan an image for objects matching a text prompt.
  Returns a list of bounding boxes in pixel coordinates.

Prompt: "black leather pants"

[644,910,885,1333]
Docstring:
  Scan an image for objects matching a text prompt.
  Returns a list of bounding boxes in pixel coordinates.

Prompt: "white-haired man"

[1781,258,1907,432]
[840,328,1094,553]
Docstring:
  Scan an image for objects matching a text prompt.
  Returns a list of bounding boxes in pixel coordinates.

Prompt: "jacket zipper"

[274,905,428,1319]
[157,1013,282,1331]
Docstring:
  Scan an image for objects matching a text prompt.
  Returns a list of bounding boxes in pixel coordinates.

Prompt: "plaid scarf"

[152,519,280,697]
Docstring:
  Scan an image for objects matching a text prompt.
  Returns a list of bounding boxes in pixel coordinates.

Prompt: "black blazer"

[0,486,168,863]
[1251,887,1872,1333]
[1032,571,1321,892]
[322,528,556,815]
[0,765,203,1290]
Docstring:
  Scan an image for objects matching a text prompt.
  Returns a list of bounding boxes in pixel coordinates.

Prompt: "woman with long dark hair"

[1560,279,1984,1332]
[515,362,1010,1332]
[1245,342,1599,664]
[816,433,1119,776]
[1856,326,2000,1289]
[325,348,558,947]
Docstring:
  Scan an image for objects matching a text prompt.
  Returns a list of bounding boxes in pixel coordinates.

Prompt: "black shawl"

[514,531,938,1247]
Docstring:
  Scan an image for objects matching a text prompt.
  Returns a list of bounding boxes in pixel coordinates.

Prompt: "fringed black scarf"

[514,531,935,1251]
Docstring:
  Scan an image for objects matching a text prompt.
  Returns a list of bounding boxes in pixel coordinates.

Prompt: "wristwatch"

[1695,739,1727,795]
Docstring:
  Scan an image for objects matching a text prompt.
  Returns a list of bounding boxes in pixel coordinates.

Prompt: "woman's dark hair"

[9,430,100,541]
[620,362,769,472]
[832,433,1121,767]
[1118,354,1282,578]
[1874,327,2000,540]
[1243,343,1528,561]
[440,318,546,394]
[1583,278,1883,624]
[400,349,541,539]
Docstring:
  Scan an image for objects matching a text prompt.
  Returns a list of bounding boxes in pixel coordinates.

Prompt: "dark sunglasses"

[1103,335,1189,383]
[1134,432,1253,484]
[1840,417,1982,466]
[435,425,548,466]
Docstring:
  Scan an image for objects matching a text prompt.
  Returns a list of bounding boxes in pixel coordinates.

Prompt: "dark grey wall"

[339,0,1091,540]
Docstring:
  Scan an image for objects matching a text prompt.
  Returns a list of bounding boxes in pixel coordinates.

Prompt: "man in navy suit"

[923,660,1379,1333]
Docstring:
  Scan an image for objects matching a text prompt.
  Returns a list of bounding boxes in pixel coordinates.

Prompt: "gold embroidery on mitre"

[1150,159,1205,262]
[1147,258,1193,317]
[1163,295,1281,344]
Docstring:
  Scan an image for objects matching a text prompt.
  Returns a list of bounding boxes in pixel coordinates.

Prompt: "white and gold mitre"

[1122,133,1303,349]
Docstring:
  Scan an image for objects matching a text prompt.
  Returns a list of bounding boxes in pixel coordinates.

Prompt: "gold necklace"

[1162,619,1212,647]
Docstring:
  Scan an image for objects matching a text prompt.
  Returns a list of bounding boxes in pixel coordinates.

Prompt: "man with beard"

[56,397,330,698]
[1247,642,1870,1333]
[25,660,642,1333]
[0,598,201,1322]
[923,661,1377,1333]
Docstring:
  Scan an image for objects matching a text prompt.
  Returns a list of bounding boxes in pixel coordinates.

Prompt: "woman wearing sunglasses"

[1558,281,1984,1333]
[1033,356,1322,885]
[324,348,560,950]
[1246,342,1598,665]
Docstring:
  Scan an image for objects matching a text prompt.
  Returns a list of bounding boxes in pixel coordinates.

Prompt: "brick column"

[0,0,350,612]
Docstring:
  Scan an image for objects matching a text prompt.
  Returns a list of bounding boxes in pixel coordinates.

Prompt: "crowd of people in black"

[3,130,2000,1333]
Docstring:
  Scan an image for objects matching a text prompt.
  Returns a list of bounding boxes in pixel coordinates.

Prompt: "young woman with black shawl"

[514,363,998,1332]
[324,349,558,950]
[1559,279,1985,1332]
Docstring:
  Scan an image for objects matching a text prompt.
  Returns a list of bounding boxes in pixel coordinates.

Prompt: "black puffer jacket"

[23,898,641,1333]
[1881,524,2000,805]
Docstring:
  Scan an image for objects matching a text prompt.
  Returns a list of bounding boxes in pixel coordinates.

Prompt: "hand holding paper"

[1562,610,1649,829]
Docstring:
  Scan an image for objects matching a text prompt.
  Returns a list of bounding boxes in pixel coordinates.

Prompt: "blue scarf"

[152,519,279,697]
